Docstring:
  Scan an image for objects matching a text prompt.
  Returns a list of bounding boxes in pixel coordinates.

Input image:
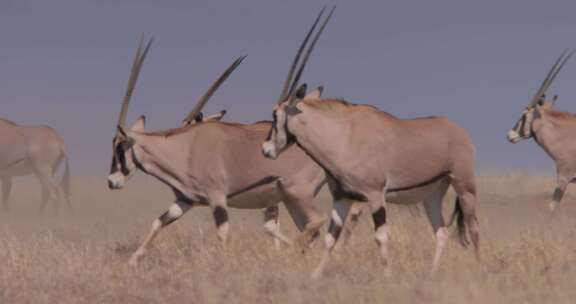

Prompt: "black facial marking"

[263,206,279,222]
[213,206,228,227]
[372,207,387,230]
[114,142,132,175]
[328,219,342,240]
[159,210,179,227]
[265,110,278,141]
[519,114,527,137]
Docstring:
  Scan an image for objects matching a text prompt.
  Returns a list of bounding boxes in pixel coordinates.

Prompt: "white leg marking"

[312,200,350,279]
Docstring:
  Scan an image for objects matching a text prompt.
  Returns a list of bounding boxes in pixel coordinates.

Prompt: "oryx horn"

[529,49,574,107]
[182,55,246,124]
[116,34,153,134]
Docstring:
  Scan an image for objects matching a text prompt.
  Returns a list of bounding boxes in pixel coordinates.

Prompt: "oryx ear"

[285,105,303,116]
[130,115,146,132]
[295,83,308,100]
[211,110,227,121]
[551,95,558,106]
[194,112,204,123]
[304,85,323,100]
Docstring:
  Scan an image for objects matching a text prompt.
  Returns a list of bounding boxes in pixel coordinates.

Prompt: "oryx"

[108,37,333,265]
[507,50,576,215]
[0,118,71,213]
[261,7,480,278]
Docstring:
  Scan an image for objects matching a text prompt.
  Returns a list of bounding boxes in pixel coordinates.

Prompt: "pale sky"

[1,0,576,174]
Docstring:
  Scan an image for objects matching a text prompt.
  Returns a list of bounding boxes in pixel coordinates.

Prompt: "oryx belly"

[0,160,32,177]
[227,182,282,209]
[386,178,449,205]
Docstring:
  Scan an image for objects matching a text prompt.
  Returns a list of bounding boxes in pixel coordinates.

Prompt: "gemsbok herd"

[3,6,576,278]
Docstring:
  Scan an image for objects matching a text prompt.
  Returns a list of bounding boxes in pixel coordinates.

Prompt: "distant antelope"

[0,118,70,213]
[261,7,480,278]
[507,50,575,215]
[108,37,341,265]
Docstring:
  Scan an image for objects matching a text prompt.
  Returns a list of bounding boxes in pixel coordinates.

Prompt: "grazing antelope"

[261,7,480,278]
[108,37,336,265]
[507,50,575,215]
[0,118,71,213]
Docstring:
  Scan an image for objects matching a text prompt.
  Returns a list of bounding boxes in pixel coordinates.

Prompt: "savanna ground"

[1,173,576,303]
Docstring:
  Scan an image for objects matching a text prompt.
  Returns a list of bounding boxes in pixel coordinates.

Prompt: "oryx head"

[508,50,573,144]
[262,6,334,159]
[109,35,153,190]
[108,36,245,189]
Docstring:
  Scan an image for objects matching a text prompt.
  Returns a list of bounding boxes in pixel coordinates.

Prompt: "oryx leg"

[549,174,570,216]
[451,178,480,261]
[279,183,326,249]
[370,198,391,277]
[311,198,352,279]
[337,202,364,249]
[34,169,60,215]
[1,177,12,212]
[129,200,192,266]
[207,193,230,244]
[423,181,450,275]
[263,206,292,249]
[38,184,49,214]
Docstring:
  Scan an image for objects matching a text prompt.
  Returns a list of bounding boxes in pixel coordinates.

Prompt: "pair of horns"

[116,34,153,133]
[530,49,574,107]
[116,35,245,134]
[278,6,335,105]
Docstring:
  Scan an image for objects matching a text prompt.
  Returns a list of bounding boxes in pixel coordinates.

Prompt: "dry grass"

[1,173,576,303]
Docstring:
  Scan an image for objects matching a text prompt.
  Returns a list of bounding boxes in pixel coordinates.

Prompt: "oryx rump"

[0,118,71,213]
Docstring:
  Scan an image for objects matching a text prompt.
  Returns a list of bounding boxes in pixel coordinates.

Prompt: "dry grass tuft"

[1,173,576,303]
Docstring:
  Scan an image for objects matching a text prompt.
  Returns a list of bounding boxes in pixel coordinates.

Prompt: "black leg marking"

[213,206,228,227]
[328,220,342,240]
[372,207,386,230]
[350,213,360,223]
[159,211,178,227]
[264,206,279,222]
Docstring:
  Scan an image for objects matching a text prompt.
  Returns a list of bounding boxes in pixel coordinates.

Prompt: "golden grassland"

[1,173,576,303]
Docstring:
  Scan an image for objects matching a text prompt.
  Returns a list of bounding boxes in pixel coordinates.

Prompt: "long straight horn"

[288,6,335,104]
[529,49,573,106]
[277,7,326,104]
[182,55,246,124]
[116,35,154,132]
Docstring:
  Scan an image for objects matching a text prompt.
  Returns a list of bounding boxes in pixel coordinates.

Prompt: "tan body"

[112,118,329,265]
[0,118,71,213]
[265,98,480,278]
